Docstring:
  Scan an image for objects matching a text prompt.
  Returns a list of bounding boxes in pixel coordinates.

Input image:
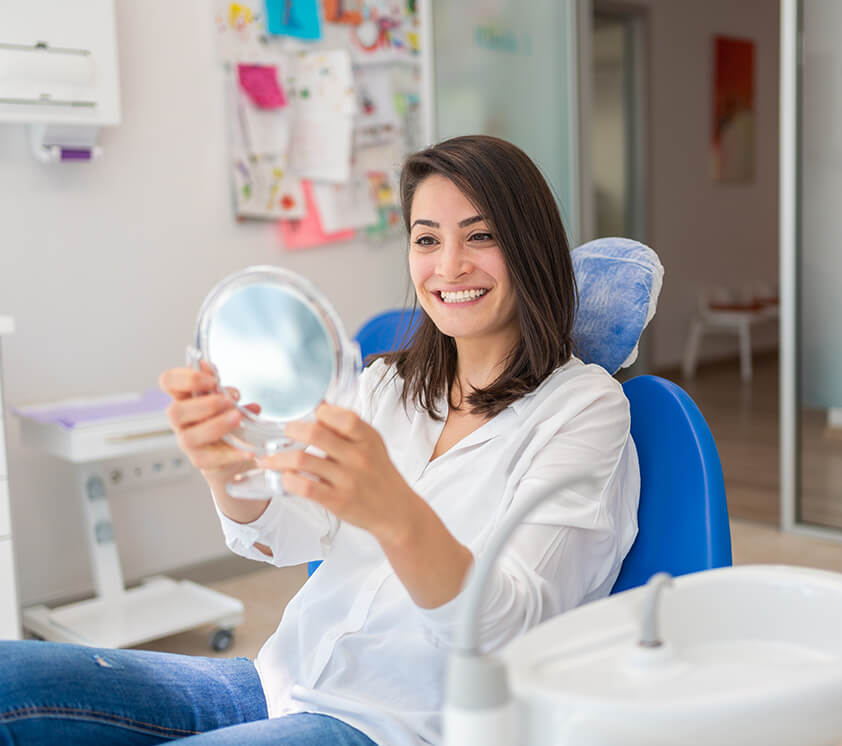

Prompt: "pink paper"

[279,181,355,250]
[237,64,287,109]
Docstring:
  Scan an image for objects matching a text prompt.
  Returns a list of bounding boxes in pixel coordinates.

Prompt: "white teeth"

[440,288,488,303]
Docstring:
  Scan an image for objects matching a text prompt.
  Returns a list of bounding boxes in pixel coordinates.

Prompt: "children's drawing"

[286,50,356,182]
[364,170,403,239]
[227,69,304,220]
[349,1,419,65]
[353,65,401,148]
[215,1,267,62]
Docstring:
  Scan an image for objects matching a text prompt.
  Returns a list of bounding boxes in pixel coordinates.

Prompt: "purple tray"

[14,389,172,429]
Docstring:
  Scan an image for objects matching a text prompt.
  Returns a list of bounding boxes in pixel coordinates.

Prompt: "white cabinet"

[0,316,20,639]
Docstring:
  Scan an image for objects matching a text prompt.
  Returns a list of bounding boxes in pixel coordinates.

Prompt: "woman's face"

[408,174,519,347]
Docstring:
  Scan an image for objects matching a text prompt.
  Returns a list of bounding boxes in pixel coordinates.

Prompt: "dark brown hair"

[380,135,577,420]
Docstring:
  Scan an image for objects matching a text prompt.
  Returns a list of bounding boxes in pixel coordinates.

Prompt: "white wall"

[626,0,780,369]
[0,1,408,605]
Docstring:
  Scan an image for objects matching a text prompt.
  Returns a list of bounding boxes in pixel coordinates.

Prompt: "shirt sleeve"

[212,359,386,567]
[215,491,340,567]
[415,377,639,653]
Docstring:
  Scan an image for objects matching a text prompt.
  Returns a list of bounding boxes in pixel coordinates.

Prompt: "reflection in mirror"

[208,284,336,422]
[191,265,361,501]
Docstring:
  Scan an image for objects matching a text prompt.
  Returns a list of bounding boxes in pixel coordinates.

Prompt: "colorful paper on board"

[214,1,267,62]
[286,49,355,182]
[227,69,304,220]
[279,181,355,249]
[265,0,323,40]
[353,65,400,147]
[349,1,419,65]
[323,0,363,25]
[237,64,287,108]
[311,172,378,233]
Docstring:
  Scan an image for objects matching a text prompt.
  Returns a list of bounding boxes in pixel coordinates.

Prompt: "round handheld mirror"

[188,266,361,500]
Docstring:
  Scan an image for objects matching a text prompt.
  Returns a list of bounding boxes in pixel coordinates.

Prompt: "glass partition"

[796,0,842,530]
[782,0,842,534]
[431,0,581,244]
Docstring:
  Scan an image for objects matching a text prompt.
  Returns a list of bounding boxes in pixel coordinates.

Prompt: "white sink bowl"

[502,565,842,746]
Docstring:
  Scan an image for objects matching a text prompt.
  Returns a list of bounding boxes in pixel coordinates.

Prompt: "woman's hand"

[158,365,258,478]
[261,403,416,547]
[261,403,474,608]
[158,365,271,527]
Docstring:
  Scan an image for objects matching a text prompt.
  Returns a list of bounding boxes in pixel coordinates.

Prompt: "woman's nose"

[436,241,471,279]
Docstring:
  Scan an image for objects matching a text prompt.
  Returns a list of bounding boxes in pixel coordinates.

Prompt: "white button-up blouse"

[216,356,640,746]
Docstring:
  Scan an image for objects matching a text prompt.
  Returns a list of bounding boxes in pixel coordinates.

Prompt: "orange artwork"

[712,36,755,183]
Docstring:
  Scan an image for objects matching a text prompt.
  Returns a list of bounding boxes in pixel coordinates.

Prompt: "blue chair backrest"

[354,308,421,361]
[611,375,732,593]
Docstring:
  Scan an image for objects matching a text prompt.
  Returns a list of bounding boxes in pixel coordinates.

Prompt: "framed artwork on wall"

[712,35,755,183]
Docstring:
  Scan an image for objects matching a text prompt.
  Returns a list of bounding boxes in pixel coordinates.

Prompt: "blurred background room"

[0,0,839,662]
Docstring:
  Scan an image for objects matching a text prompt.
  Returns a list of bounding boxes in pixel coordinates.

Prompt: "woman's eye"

[470,232,494,242]
[413,236,437,248]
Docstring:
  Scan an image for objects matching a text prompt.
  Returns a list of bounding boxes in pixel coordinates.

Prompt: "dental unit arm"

[443,468,599,746]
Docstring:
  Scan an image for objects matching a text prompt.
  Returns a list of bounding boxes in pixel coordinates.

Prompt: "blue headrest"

[571,237,663,375]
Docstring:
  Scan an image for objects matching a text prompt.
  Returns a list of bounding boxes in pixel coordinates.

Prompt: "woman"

[0,136,639,745]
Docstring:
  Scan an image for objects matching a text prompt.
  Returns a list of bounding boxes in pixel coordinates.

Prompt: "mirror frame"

[188,265,361,454]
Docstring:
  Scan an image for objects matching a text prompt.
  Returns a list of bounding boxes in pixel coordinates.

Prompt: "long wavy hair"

[379,135,577,420]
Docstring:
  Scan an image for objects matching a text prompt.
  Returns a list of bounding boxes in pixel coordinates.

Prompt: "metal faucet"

[639,572,674,648]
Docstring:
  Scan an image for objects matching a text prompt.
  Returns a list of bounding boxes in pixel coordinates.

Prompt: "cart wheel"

[210,628,234,652]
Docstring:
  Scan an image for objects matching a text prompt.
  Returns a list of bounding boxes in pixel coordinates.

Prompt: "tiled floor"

[661,352,781,525]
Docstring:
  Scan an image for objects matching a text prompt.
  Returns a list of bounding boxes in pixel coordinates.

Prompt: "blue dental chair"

[611,374,732,592]
[310,238,732,587]
[353,308,421,365]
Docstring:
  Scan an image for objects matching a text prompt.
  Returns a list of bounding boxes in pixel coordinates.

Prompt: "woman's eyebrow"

[410,215,485,230]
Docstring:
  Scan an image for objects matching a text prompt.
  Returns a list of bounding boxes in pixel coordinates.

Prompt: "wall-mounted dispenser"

[0,0,120,162]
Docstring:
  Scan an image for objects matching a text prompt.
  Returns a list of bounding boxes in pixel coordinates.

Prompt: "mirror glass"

[207,283,336,422]
[191,265,360,500]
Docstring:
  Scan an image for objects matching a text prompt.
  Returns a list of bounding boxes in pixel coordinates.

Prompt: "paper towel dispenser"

[0,0,120,161]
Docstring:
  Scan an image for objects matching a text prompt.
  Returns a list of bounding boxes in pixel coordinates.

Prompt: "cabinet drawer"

[0,539,20,640]
[0,479,8,538]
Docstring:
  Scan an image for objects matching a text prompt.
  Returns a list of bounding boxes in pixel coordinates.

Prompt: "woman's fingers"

[260,449,342,487]
[178,407,242,450]
[281,471,334,508]
[284,419,355,461]
[314,403,367,441]
[159,367,217,401]
[168,393,235,428]
[188,441,255,471]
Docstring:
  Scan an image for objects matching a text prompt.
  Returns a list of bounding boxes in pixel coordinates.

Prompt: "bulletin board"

[213,1,423,250]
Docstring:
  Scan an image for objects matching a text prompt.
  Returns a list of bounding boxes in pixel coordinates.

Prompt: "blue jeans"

[0,640,377,745]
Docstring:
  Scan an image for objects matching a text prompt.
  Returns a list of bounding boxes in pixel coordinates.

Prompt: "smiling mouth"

[436,288,490,304]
